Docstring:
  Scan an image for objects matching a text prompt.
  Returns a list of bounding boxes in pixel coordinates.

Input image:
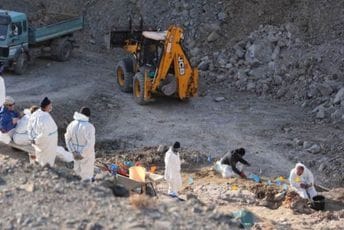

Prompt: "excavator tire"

[116,59,134,93]
[133,72,146,105]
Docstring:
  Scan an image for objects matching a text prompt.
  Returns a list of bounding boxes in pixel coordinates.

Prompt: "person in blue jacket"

[0,96,19,136]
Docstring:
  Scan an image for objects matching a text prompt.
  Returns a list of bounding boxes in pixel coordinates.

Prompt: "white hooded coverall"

[289,163,317,199]
[27,109,58,167]
[64,112,95,180]
[0,76,5,106]
[164,147,182,195]
[13,109,31,145]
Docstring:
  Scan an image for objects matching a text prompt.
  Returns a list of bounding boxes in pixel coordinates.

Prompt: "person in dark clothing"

[0,96,19,134]
[220,148,250,178]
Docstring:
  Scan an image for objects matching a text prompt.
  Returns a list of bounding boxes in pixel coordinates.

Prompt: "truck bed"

[28,13,83,44]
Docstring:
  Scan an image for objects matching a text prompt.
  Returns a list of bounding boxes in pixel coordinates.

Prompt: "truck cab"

[0,10,29,73]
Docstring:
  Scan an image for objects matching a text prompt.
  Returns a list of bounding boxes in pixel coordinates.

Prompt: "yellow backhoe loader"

[111,22,198,104]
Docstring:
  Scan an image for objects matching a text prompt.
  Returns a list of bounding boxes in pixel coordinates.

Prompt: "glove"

[300,183,306,189]
[73,151,83,160]
[239,172,247,179]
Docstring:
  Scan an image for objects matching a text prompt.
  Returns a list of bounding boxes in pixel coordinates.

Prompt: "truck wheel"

[14,52,28,75]
[56,40,73,62]
[133,72,146,105]
[116,59,134,92]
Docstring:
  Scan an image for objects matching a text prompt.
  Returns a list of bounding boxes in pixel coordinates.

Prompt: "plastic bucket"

[129,166,146,182]
[311,195,325,210]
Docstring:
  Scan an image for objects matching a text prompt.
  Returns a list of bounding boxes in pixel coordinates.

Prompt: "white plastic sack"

[213,160,244,178]
[213,161,223,174]
[0,132,11,144]
[56,146,74,162]
[222,165,235,178]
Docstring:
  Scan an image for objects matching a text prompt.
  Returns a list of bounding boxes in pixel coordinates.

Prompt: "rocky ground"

[0,0,344,228]
[1,147,343,229]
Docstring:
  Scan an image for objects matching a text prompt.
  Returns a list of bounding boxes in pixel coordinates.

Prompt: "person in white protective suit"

[64,107,95,181]
[289,162,317,199]
[13,106,39,145]
[0,72,5,106]
[27,97,58,167]
[164,141,182,197]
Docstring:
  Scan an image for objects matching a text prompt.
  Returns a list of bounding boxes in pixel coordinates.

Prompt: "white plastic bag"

[0,132,11,144]
[56,146,74,162]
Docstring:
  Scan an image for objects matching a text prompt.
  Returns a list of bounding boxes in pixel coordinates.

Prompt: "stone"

[207,31,220,42]
[190,47,200,57]
[216,75,225,82]
[247,82,256,91]
[334,87,344,104]
[303,141,312,149]
[148,211,161,219]
[234,45,245,59]
[198,61,210,71]
[317,83,333,97]
[276,88,287,98]
[225,63,233,69]
[237,69,248,80]
[331,110,342,121]
[319,162,327,172]
[271,46,280,60]
[316,106,325,119]
[192,206,202,213]
[273,75,283,85]
[217,12,226,21]
[20,183,35,192]
[293,138,303,146]
[307,144,321,154]
[86,223,104,230]
[214,97,225,102]
[217,55,227,67]
[154,221,172,230]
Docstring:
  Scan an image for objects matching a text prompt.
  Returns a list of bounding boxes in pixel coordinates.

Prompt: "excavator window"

[141,38,161,68]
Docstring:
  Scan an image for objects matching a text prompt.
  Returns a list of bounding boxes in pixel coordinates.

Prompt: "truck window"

[11,22,22,36]
[23,21,27,32]
[0,24,7,40]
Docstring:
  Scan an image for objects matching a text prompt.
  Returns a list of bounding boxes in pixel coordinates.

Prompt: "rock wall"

[2,0,344,122]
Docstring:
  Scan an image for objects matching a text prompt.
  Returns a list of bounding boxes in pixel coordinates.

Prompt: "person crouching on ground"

[0,96,19,144]
[27,97,58,167]
[164,141,182,197]
[64,107,95,181]
[217,148,251,178]
[289,163,317,199]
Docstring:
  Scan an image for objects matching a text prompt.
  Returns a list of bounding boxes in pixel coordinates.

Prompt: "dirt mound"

[98,146,210,170]
[282,191,314,214]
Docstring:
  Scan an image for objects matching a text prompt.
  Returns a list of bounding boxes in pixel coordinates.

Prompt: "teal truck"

[0,9,83,74]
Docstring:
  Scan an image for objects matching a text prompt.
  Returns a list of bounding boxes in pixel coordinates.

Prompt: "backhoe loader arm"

[152,26,198,99]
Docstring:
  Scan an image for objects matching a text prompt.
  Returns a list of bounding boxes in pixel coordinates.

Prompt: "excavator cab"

[111,24,198,105]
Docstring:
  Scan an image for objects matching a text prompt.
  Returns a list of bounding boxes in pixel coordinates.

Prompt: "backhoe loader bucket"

[110,16,156,48]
